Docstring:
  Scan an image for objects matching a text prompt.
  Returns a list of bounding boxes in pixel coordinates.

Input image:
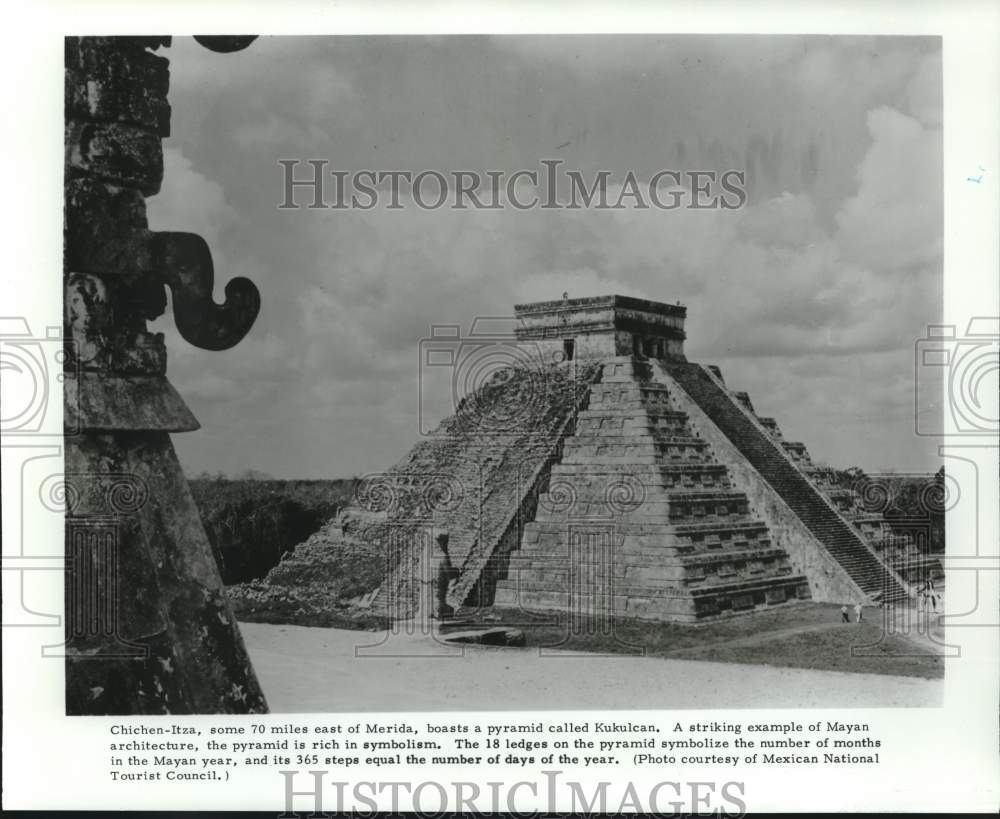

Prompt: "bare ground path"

[239,621,941,712]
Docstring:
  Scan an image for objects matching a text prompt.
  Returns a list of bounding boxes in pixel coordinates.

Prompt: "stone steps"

[575,417,692,436]
[503,569,797,593]
[563,434,708,447]
[548,463,732,491]
[495,575,811,622]
[505,546,790,571]
[560,453,716,466]
[535,486,748,503]
[518,541,777,560]
[522,519,771,544]
[492,356,813,622]
[577,407,689,420]
[501,574,806,602]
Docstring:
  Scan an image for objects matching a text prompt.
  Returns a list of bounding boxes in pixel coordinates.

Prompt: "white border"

[3,0,998,812]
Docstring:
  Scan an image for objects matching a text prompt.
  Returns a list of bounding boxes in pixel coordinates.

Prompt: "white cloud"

[147,146,237,252]
[836,106,943,272]
[905,51,943,127]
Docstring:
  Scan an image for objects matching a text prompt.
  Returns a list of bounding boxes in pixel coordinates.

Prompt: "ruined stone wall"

[64,36,267,714]
[65,36,175,419]
[237,362,600,620]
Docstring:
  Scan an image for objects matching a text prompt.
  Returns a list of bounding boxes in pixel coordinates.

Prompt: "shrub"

[189,478,355,584]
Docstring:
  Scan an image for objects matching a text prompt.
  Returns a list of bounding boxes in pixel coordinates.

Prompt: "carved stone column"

[63,36,268,714]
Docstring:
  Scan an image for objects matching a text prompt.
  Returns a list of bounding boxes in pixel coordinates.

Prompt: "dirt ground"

[239,620,942,712]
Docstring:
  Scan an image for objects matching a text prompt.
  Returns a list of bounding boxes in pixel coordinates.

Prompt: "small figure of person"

[841,605,850,623]
[434,532,459,620]
[854,603,863,623]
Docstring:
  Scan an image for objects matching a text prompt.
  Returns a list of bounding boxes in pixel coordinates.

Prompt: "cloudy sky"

[147,35,943,479]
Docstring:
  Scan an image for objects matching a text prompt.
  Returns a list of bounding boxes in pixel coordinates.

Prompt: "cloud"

[148,35,943,478]
[148,146,237,253]
[836,106,943,272]
[736,192,821,248]
[905,50,943,128]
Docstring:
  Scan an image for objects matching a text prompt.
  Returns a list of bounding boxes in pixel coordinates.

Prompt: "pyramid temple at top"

[249,295,942,623]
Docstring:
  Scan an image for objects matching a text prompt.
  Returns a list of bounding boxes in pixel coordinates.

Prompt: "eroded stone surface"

[65,37,171,136]
[64,433,268,714]
[232,362,600,621]
[63,35,267,714]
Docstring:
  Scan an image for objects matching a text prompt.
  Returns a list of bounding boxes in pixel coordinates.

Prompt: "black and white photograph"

[60,32,950,714]
[2,1,998,814]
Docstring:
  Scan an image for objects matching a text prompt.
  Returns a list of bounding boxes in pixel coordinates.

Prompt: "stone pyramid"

[493,356,811,621]
[248,295,940,624]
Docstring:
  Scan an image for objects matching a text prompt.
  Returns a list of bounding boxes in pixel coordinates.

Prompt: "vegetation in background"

[189,476,356,584]
[191,462,944,635]
[484,602,943,679]
[832,466,946,553]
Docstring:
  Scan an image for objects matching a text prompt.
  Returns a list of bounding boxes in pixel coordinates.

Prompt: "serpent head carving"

[153,232,261,351]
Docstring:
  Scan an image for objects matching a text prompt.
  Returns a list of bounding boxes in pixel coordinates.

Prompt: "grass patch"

[190,478,355,583]
[468,601,942,679]
[235,605,386,632]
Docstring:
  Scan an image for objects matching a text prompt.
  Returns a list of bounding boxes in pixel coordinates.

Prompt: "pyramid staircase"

[755,421,942,588]
[659,362,917,603]
[493,357,811,622]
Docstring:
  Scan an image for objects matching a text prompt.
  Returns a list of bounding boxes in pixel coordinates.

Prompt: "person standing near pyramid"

[434,532,459,620]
